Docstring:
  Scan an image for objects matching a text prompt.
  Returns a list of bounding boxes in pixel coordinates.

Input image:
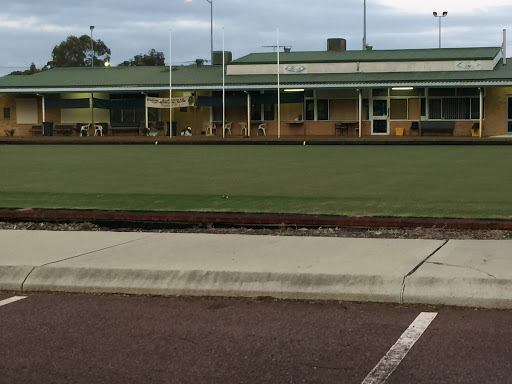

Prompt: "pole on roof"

[503,29,507,66]
[363,0,367,50]
[479,88,483,138]
[277,26,281,139]
[222,27,226,139]
[169,28,173,138]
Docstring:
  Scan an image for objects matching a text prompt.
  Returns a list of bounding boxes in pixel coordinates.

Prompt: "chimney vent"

[212,51,232,66]
[327,38,347,52]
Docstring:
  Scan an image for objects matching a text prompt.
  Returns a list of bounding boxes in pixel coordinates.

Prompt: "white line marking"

[361,312,437,384]
[0,296,27,307]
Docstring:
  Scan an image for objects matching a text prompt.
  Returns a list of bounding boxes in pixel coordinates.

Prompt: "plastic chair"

[224,122,232,136]
[239,122,248,136]
[94,124,103,136]
[257,123,266,136]
[80,124,90,137]
[206,123,216,136]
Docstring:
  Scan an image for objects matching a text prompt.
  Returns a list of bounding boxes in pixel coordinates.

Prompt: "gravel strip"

[1,221,512,240]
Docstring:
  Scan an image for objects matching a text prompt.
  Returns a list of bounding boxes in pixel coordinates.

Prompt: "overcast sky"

[1,0,512,76]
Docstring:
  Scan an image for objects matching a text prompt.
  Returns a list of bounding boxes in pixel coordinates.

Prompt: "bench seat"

[420,121,454,136]
[109,122,141,136]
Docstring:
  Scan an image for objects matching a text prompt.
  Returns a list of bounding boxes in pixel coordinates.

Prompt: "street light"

[90,25,95,67]
[433,11,448,48]
[186,0,213,62]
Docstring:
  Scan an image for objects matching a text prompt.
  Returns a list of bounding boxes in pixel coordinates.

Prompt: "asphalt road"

[1,294,511,384]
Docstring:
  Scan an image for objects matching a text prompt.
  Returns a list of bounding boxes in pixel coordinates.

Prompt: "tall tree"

[47,35,111,68]
[118,49,165,66]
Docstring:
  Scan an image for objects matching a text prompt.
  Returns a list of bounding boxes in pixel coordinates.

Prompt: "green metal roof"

[0,49,511,92]
[231,47,502,64]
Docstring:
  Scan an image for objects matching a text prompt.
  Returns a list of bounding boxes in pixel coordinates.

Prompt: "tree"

[9,62,45,75]
[47,35,111,68]
[118,49,165,66]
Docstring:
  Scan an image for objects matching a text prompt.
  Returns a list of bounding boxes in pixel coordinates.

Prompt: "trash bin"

[43,122,54,136]
[395,127,405,136]
[166,122,177,136]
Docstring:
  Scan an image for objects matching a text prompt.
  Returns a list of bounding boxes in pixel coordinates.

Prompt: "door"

[508,97,512,133]
[372,98,389,135]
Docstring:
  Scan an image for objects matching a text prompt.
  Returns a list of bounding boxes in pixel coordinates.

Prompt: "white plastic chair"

[257,123,266,136]
[206,123,216,136]
[239,122,248,136]
[94,124,103,136]
[224,122,232,136]
[80,124,90,137]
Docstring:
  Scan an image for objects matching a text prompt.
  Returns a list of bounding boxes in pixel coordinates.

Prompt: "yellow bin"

[395,127,405,136]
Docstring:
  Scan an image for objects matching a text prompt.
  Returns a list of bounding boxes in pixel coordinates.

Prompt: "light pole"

[186,0,213,61]
[90,25,95,67]
[433,11,447,48]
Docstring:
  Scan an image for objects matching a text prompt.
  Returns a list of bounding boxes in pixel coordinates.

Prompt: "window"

[305,99,329,120]
[305,100,315,120]
[427,88,483,120]
[110,94,158,124]
[3,107,10,119]
[251,103,274,121]
[317,100,329,120]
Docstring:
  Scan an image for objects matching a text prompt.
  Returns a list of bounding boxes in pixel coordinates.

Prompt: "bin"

[395,127,405,136]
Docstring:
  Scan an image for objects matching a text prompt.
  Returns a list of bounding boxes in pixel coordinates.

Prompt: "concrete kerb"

[15,232,443,303]
[402,240,512,309]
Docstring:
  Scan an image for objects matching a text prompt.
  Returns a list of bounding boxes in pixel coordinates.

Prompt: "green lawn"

[1,144,511,219]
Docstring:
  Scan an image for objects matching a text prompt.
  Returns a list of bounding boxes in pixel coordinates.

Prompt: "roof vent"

[212,51,232,66]
[327,38,347,52]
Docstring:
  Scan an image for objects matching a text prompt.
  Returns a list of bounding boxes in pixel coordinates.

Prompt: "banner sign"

[146,96,195,109]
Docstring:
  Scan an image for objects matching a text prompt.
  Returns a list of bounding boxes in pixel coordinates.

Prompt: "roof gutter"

[0,80,510,94]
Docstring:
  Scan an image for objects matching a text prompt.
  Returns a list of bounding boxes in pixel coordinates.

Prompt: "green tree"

[118,49,165,66]
[9,62,45,75]
[47,35,111,68]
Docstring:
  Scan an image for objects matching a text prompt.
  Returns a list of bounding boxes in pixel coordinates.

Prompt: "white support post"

[222,27,226,139]
[247,92,251,137]
[359,89,363,137]
[145,95,148,134]
[479,88,483,138]
[41,95,46,123]
[277,26,281,139]
[169,28,173,138]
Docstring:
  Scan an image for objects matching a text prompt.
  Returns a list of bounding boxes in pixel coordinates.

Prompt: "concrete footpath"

[1,230,511,309]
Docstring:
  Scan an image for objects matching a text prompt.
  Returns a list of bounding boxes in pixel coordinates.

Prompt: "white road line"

[361,312,438,384]
[0,296,27,307]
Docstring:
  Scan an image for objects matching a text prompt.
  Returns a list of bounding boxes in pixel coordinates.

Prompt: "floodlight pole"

[433,11,448,48]
[90,26,95,67]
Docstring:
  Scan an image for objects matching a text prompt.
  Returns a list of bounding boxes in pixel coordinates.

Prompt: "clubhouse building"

[1,38,512,138]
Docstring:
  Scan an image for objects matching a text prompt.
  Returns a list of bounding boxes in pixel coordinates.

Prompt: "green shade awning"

[46,98,90,109]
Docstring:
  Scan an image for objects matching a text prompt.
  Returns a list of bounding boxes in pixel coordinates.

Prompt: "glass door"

[372,98,389,134]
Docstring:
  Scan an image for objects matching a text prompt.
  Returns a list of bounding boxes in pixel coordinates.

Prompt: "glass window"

[471,98,482,120]
[3,107,10,119]
[317,99,329,120]
[421,98,426,117]
[372,89,388,97]
[442,98,470,120]
[429,99,442,119]
[263,104,275,121]
[305,100,315,120]
[362,99,369,120]
[429,88,456,97]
